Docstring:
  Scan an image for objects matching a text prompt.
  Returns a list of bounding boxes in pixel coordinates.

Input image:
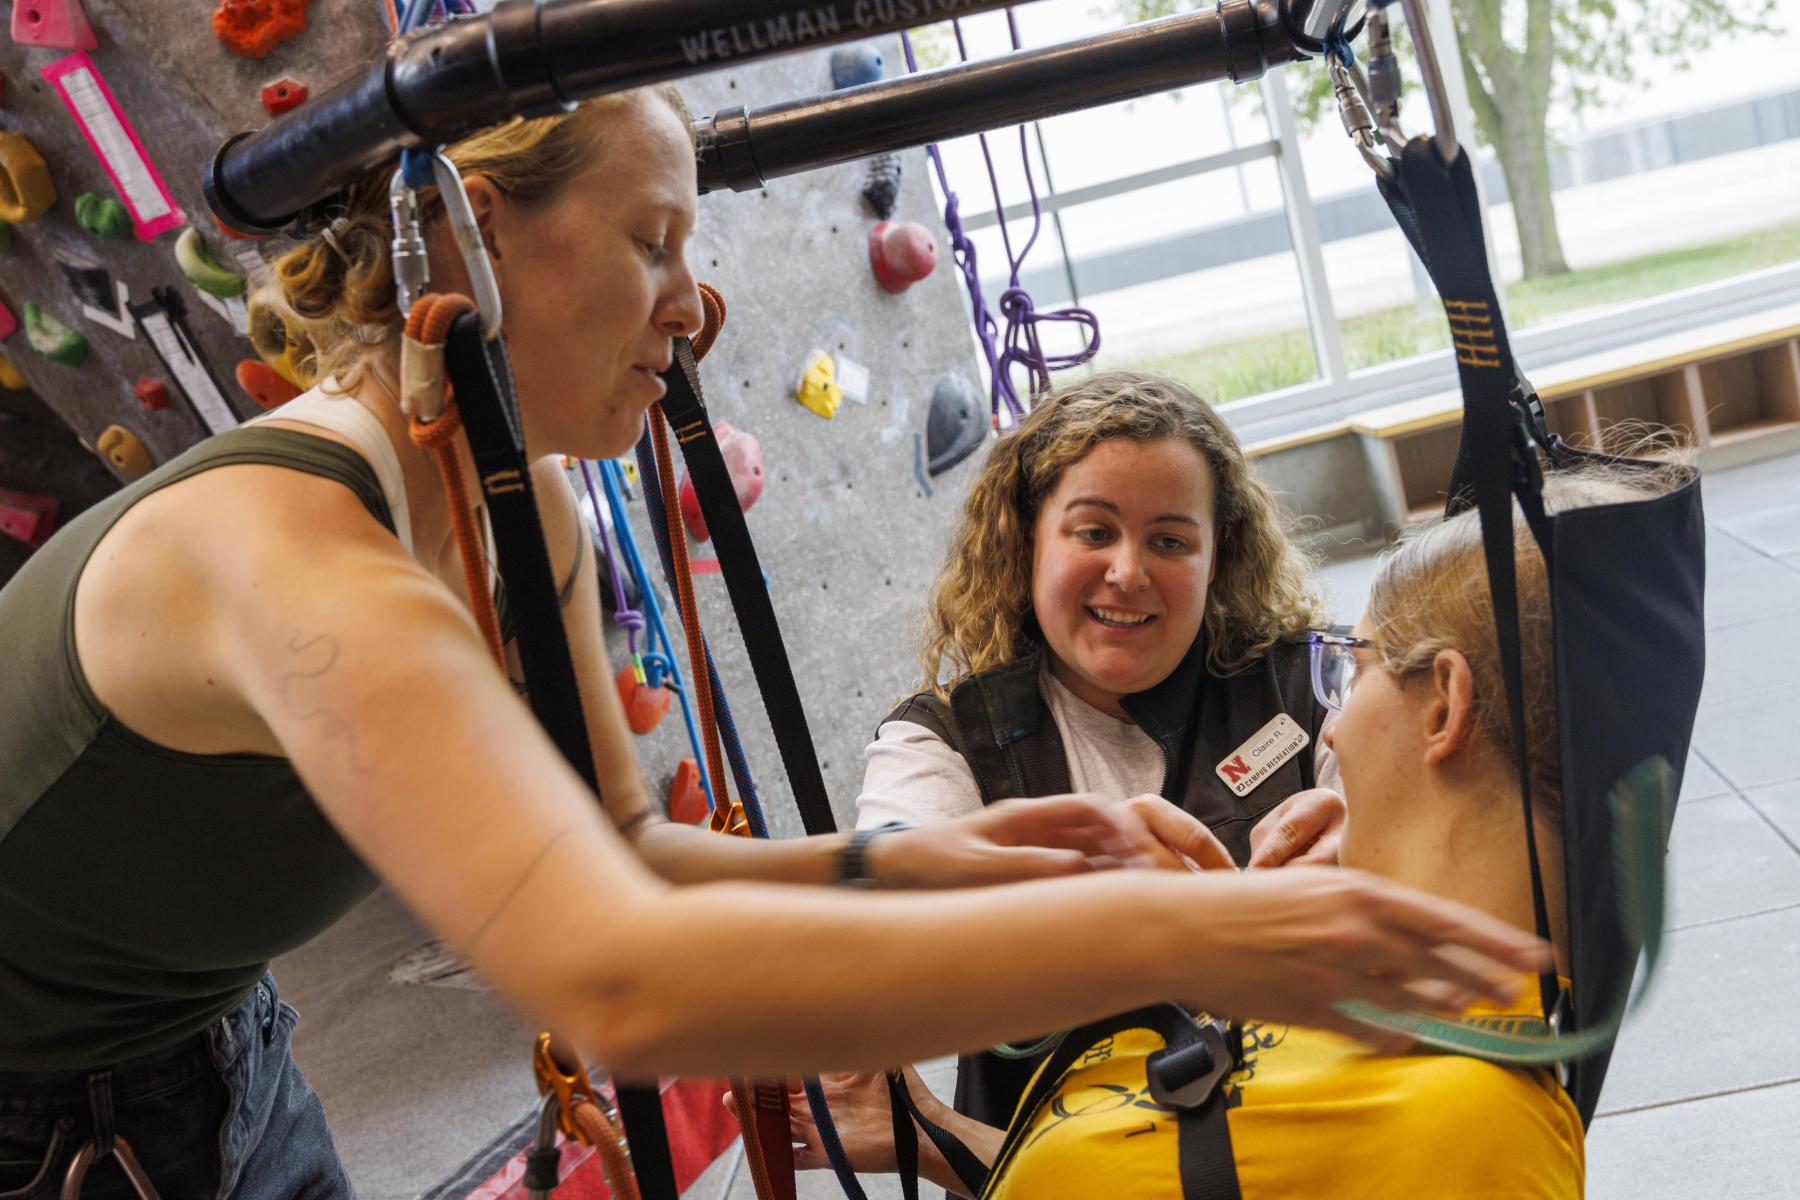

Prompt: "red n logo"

[1220,755,1251,783]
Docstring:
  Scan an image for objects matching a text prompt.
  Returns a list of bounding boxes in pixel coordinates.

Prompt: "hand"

[784,1071,900,1173]
[1111,794,1234,872]
[867,795,1164,889]
[1175,866,1552,1051]
[1247,788,1347,869]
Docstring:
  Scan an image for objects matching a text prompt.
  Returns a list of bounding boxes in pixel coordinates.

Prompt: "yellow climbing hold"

[0,353,27,390]
[248,292,312,388]
[795,349,843,420]
[97,424,153,480]
[0,132,57,224]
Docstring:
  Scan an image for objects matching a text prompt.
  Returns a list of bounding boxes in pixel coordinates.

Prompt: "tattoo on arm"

[466,822,578,948]
[279,631,371,775]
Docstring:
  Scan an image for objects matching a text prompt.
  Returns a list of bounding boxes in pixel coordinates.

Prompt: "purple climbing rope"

[902,13,1100,421]
[578,459,646,656]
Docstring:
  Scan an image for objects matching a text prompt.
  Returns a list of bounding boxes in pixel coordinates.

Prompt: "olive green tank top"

[0,428,388,1071]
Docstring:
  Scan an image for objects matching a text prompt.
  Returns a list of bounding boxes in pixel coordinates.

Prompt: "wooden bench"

[1246,304,1800,527]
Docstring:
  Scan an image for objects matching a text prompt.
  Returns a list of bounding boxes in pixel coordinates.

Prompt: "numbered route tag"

[1215,714,1309,797]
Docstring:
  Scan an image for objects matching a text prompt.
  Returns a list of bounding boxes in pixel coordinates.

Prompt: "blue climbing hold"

[830,42,885,89]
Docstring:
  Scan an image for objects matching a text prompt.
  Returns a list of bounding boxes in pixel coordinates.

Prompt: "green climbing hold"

[75,192,132,241]
[175,226,246,298]
[23,303,88,366]
[0,222,12,253]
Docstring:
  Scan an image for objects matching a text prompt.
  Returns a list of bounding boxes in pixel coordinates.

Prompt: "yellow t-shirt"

[985,997,1584,1200]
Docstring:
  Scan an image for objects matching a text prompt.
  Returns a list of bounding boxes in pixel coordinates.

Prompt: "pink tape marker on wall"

[40,53,183,242]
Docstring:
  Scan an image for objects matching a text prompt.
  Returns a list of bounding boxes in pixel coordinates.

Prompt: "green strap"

[1333,756,1674,1066]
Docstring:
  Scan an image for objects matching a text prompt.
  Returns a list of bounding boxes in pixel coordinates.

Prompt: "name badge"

[1215,714,1310,798]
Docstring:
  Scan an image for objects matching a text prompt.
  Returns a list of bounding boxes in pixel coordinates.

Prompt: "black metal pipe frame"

[697,0,1309,194]
[205,0,1357,233]
[206,0,1045,232]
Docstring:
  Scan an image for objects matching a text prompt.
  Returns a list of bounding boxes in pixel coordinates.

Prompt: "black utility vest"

[882,635,1327,1140]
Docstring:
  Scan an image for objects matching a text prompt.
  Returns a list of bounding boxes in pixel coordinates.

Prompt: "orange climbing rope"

[402,292,506,672]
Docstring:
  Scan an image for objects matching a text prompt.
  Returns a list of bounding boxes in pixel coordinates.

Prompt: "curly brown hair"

[918,371,1321,695]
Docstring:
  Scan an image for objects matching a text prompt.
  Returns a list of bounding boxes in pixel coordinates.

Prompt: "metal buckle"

[1145,1020,1238,1111]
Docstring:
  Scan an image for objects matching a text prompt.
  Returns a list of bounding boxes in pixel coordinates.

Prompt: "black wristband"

[836,820,916,889]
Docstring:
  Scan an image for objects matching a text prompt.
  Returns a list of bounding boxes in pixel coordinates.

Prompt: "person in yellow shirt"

[793,468,1675,1198]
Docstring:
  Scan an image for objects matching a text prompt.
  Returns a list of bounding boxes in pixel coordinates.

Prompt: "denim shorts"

[0,973,354,1200]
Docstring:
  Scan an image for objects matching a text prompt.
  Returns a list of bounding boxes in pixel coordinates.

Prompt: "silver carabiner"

[431,150,504,339]
[1394,0,1460,164]
[390,170,431,319]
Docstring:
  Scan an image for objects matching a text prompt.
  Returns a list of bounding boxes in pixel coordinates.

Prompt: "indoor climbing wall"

[615,38,989,838]
[0,2,989,831]
[0,0,383,498]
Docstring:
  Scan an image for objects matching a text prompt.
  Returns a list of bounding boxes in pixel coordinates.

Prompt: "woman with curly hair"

[851,369,1350,1135]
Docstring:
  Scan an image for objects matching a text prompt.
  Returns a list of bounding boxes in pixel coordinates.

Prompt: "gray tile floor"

[283,452,1800,1199]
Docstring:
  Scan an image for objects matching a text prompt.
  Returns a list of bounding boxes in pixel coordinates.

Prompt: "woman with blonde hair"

[0,91,1546,1196]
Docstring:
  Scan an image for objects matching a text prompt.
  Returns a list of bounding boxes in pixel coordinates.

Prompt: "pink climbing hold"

[10,0,98,50]
[0,299,15,341]
[869,220,938,294]
[677,421,765,542]
[0,486,59,548]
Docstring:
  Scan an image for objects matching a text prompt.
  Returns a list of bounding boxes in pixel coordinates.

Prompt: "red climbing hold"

[668,758,709,825]
[260,78,309,116]
[0,486,59,548]
[677,421,764,542]
[615,663,672,735]
[235,359,300,410]
[10,0,98,51]
[212,0,310,60]
[869,220,938,294]
[133,376,171,411]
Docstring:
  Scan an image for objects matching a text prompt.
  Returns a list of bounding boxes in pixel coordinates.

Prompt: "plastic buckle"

[1146,1020,1238,1111]
[532,1033,599,1145]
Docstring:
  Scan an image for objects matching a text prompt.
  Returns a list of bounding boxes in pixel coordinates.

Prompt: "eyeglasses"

[1307,629,1375,713]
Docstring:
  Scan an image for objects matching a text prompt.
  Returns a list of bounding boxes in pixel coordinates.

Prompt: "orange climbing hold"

[235,359,300,410]
[615,663,672,735]
[668,759,709,825]
[133,377,171,411]
[212,0,310,60]
[260,78,308,116]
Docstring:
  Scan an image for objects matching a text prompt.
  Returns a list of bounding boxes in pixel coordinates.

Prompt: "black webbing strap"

[887,1071,993,1200]
[1375,141,1561,1026]
[444,315,680,1200]
[656,341,838,838]
[899,1007,1241,1200]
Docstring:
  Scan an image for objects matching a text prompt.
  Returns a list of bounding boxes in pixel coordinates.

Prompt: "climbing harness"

[900,15,1100,423]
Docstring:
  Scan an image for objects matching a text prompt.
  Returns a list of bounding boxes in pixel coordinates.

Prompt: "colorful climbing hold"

[10,0,97,51]
[247,293,310,388]
[260,78,309,116]
[795,350,844,420]
[133,376,171,412]
[869,220,938,294]
[0,353,24,390]
[175,227,247,298]
[927,372,989,476]
[668,758,709,825]
[829,42,885,89]
[212,0,311,59]
[863,152,903,220]
[74,191,131,240]
[0,299,14,341]
[96,425,152,479]
[235,358,300,410]
[0,132,57,225]
[0,486,59,549]
[23,303,87,366]
[677,421,765,542]
[615,663,673,735]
